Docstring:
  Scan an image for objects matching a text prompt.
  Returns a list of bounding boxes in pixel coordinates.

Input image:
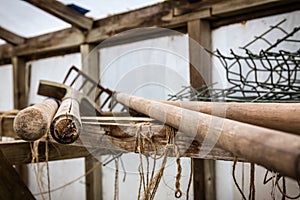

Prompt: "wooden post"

[81,44,103,200]
[188,19,216,200]
[12,56,28,109]
[12,56,30,188]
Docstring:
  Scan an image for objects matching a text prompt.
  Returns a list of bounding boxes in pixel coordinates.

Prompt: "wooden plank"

[25,0,93,30]
[0,26,25,45]
[86,1,176,43]
[81,43,103,200]
[12,56,28,110]
[212,0,282,16]
[0,148,35,200]
[14,27,84,58]
[0,140,91,165]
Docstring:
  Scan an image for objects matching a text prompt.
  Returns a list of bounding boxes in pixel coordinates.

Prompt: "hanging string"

[248,163,255,200]
[263,170,300,199]
[45,134,51,200]
[114,158,119,200]
[242,162,245,197]
[34,161,102,196]
[186,158,193,200]
[174,146,182,198]
[232,158,247,200]
[275,176,300,199]
[30,140,46,200]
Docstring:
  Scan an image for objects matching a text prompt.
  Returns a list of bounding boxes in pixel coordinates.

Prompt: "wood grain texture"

[13,99,58,141]
[161,101,300,135]
[115,92,300,179]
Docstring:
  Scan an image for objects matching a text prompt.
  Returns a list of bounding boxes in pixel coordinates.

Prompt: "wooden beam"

[12,56,28,109]
[0,0,299,64]
[0,148,35,200]
[0,26,25,45]
[0,140,91,165]
[0,120,241,165]
[25,0,93,30]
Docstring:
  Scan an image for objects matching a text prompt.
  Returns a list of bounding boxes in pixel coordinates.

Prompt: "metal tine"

[87,84,97,96]
[100,95,112,110]
[78,78,88,91]
[94,90,104,102]
[70,73,80,87]
[63,65,78,84]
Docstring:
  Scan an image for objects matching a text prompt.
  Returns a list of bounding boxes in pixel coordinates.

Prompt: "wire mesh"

[169,19,300,102]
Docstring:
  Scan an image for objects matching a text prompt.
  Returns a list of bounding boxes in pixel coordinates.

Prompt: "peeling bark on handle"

[50,98,82,144]
[114,92,300,180]
[13,99,59,141]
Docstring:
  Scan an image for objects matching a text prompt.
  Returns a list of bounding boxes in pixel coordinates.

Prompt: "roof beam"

[25,0,93,30]
[0,0,299,65]
[0,26,25,45]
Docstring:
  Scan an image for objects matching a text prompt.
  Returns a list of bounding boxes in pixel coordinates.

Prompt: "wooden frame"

[0,0,299,65]
[0,0,299,199]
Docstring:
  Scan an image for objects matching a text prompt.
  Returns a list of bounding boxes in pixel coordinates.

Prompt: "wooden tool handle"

[13,99,59,141]
[50,98,81,144]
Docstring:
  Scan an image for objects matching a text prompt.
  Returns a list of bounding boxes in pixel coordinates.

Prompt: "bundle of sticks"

[13,79,300,180]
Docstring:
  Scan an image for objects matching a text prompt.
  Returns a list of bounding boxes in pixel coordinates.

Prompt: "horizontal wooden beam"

[0,26,25,45]
[0,113,241,163]
[0,140,91,165]
[0,0,299,64]
[25,0,93,30]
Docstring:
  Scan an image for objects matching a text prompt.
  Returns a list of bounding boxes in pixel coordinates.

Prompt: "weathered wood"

[162,101,300,135]
[0,140,91,165]
[0,113,17,138]
[0,148,35,200]
[15,27,84,58]
[188,18,215,200]
[81,43,103,200]
[0,26,25,45]
[114,93,300,179]
[50,98,81,144]
[25,0,93,30]
[13,99,59,141]
[1,0,298,64]
[12,56,28,109]
[80,122,241,161]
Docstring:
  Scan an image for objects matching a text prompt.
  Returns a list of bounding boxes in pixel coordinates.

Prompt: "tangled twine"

[134,124,182,200]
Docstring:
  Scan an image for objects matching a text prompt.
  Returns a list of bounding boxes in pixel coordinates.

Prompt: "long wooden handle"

[115,92,300,180]
[50,98,81,144]
[13,99,59,141]
[161,101,300,135]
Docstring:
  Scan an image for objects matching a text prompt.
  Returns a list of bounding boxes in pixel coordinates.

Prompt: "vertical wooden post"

[12,56,30,186]
[188,19,216,200]
[12,56,28,109]
[80,44,103,200]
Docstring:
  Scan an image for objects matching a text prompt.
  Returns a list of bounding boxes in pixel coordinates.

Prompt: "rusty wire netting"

[169,19,300,102]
